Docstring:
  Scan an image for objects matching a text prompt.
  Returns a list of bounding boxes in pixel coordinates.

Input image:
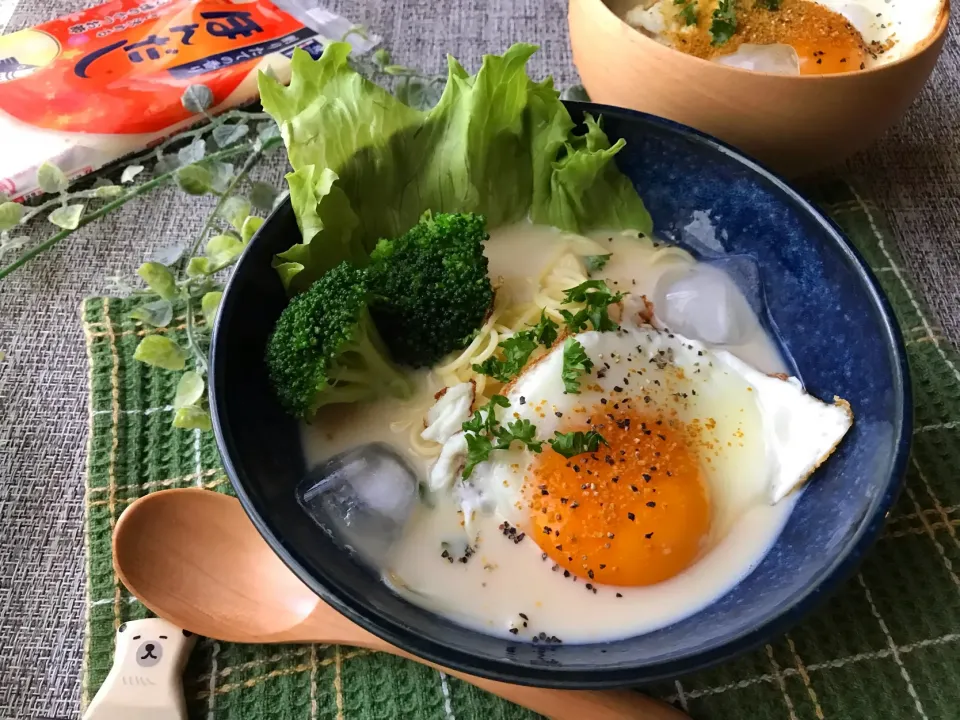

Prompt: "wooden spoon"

[113,488,687,720]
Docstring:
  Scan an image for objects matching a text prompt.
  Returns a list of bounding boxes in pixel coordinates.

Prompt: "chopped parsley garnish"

[462,394,510,434]
[560,280,624,333]
[674,0,699,25]
[461,395,542,478]
[559,308,590,334]
[755,0,781,8]
[561,279,612,303]
[494,418,544,453]
[710,0,737,46]
[561,337,593,394]
[549,430,609,458]
[529,310,560,347]
[473,334,537,382]
[463,432,494,479]
[584,254,612,274]
[473,312,559,382]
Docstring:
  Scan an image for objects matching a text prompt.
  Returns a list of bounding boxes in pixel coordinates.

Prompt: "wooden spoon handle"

[389,648,687,720]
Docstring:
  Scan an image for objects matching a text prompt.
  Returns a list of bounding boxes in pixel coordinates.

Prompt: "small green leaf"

[218,195,251,231]
[175,165,213,195]
[249,182,278,212]
[181,84,214,113]
[47,204,84,230]
[174,370,205,409]
[121,165,145,183]
[37,162,68,194]
[94,184,124,199]
[256,121,282,151]
[0,202,22,231]
[133,335,187,370]
[373,48,391,67]
[212,123,250,148]
[129,299,174,327]
[145,243,185,266]
[186,256,214,277]
[173,406,212,431]
[0,235,30,259]
[240,215,264,243]
[103,274,135,295]
[208,161,235,193]
[155,154,179,175]
[201,291,223,326]
[177,138,206,166]
[137,262,179,301]
[205,233,244,267]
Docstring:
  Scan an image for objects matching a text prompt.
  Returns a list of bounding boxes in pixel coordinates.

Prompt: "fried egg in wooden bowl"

[569,0,950,175]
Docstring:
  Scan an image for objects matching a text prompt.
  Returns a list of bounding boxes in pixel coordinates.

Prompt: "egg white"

[816,0,945,64]
[468,319,851,544]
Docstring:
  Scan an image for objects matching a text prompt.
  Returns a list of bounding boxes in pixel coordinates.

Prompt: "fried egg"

[627,0,946,75]
[303,224,854,642]
[466,319,851,587]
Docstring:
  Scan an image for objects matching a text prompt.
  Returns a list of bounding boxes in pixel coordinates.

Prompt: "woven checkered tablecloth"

[77,179,960,720]
[3,1,960,718]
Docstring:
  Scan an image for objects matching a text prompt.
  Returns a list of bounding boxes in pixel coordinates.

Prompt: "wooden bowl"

[569,0,951,176]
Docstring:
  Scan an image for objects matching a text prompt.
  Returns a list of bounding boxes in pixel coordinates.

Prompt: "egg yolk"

[790,34,867,75]
[527,408,711,587]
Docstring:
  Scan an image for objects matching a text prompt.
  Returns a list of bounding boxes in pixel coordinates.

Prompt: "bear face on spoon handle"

[83,617,197,720]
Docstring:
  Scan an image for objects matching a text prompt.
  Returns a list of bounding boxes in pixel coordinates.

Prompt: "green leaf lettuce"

[260,42,652,293]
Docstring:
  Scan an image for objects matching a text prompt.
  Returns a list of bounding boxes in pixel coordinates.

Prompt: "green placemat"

[80,178,960,720]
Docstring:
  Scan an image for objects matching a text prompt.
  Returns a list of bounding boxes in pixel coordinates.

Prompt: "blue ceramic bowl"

[210,101,911,687]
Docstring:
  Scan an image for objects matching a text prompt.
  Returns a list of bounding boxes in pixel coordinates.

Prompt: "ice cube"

[297,443,419,566]
[715,44,800,76]
[654,265,758,346]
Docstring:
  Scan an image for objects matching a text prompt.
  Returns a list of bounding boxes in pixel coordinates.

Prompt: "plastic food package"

[0,0,376,201]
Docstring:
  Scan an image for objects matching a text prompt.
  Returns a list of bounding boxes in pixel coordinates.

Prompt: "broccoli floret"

[367,212,494,367]
[266,262,411,418]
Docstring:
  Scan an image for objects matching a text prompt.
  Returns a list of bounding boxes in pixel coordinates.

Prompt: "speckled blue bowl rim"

[210,101,912,688]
